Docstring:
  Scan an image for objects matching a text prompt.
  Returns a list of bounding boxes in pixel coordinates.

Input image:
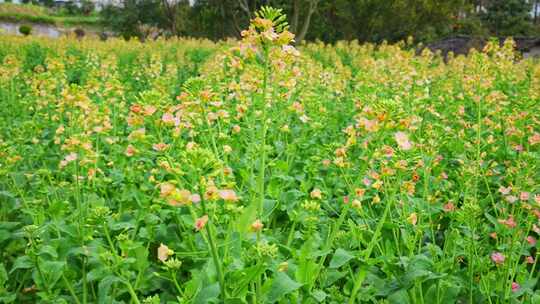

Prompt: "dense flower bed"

[1,10,540,303]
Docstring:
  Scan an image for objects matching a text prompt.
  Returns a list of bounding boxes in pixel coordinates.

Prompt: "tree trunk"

[534,0,540,24]
[161,0,177,36]
[291,0,300,34]
[295,0,319,43]
[237,0,251,19]
[232,10,244,37]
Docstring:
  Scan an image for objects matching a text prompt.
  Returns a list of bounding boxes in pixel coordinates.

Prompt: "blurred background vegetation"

[101,0,540,42]
[1,0,539,42]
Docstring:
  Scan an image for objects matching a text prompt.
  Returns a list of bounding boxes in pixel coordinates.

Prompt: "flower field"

[1,10,540,304]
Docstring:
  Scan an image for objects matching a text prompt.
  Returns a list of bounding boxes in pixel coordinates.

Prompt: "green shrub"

[454,16,489,37]
[74,28,85,38]
[19,24,32,36]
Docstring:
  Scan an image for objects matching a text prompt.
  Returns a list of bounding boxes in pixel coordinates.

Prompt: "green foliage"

[22,42,47,72]
[100,0,165,39]
[18,24,32,36]
[94,0,536,43]
[481,0,535,36]
[309,0,469,43]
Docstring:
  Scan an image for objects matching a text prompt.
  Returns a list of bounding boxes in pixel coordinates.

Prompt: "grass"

[0,3,100,27]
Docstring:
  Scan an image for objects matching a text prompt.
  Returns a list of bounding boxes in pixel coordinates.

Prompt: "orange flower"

[168,189,192,206]
[143,105,157,116]
[153,142,169,152]
[354,188,366,197]
[408,213,418,225]
[130,104,142,113]
[125,144,137,157]
[157,243,172,262]
[529,133,540,145]
[310,188,322,200]
[219,189,239,202]
[251,219,264,232]
[223,166,233,176]
[195,215,209,231]
[205,185,219,201]
[160,183,176,197]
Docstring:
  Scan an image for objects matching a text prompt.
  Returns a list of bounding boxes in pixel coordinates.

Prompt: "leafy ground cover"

[1,8,540,304]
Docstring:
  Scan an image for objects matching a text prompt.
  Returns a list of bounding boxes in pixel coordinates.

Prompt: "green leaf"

[0,263,8,286]
[193,282,220,304]
[38,245,58,259]
[388,289,410,304]
[41,261,65,288]
[322,269,346,287]
[87,267,107,282]
[329,248,354,269]
[312,289,327,302]
[224,298,246,304]
[98,275,122,303]
[532,293,540,304]
[234,202,257,234]
[10,256,34,273]
[263,199,278,219]
[266,272,302,303]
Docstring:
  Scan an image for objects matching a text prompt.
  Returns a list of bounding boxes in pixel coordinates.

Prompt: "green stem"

[171,271,186,298]
[62,274,82,304]
[257,46,270,219]
[200,196,226,301]
[348,198,392,304]
[124,281,141,304]
[103,222,140,303]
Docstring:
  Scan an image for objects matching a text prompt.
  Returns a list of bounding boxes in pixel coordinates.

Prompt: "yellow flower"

[278,262,289,272]
[205,185,219,201]
[160,183,176,198]
[168,189,192,206]
[407,213,418,226]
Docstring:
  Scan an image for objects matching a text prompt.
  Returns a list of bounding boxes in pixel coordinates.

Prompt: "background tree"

[99,0,538,42]
[289,0,319,43]
[101,0,165,39]
[481,0,534,36]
